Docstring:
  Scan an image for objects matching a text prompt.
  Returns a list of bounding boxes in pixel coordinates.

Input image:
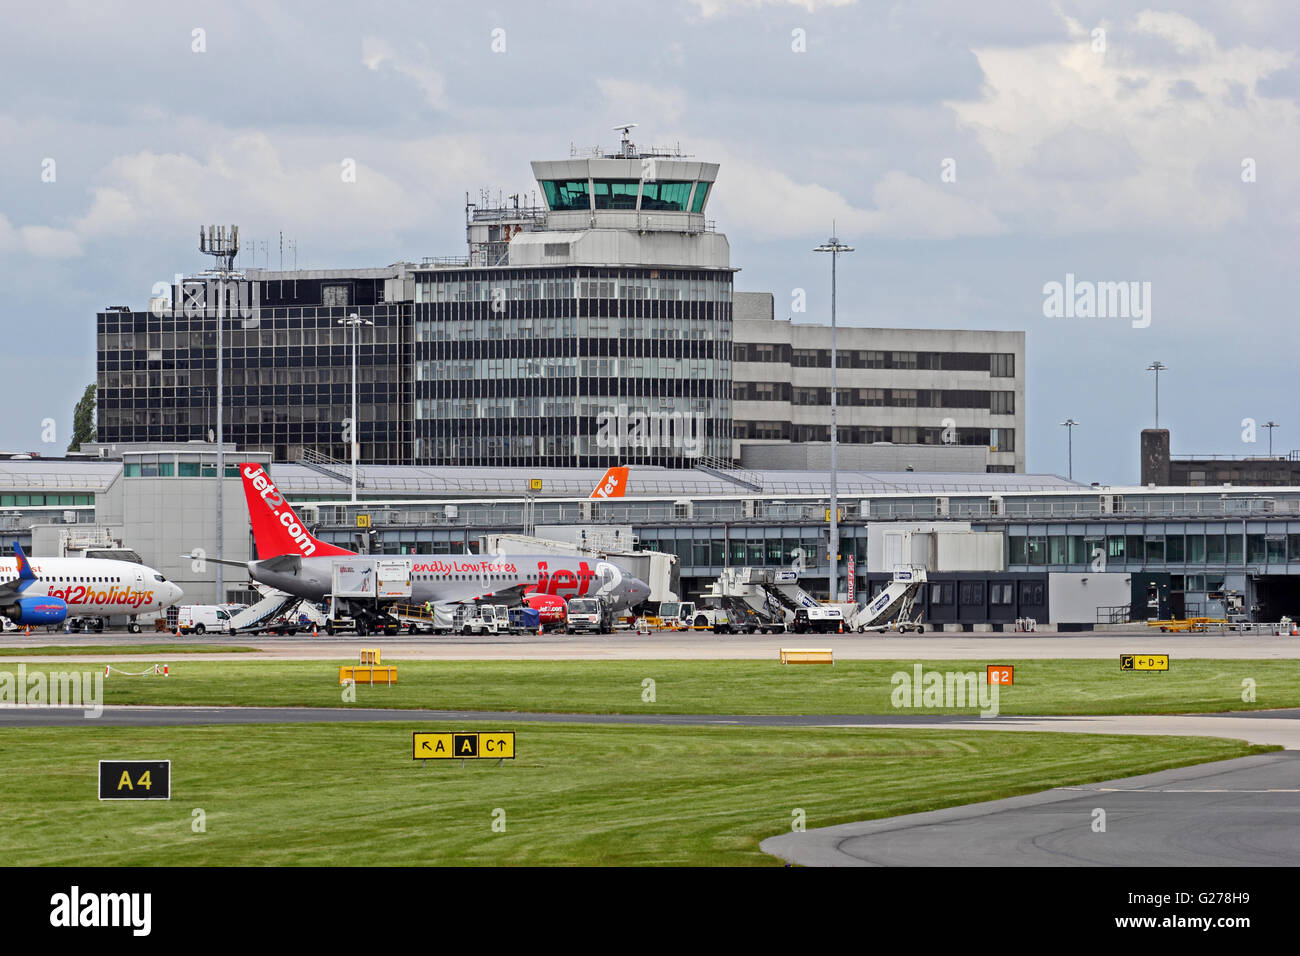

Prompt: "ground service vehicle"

[566,597,613,633]
[176,604,233,635]
[792,606,844,634]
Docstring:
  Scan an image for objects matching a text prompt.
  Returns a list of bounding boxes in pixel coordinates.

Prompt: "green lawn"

[0,645,259,657]
[55,658,1300,716]
[0,723,1269,866]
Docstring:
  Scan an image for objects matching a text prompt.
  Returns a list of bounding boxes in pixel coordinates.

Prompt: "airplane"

[215,463,651,635]
[0,541,184,634]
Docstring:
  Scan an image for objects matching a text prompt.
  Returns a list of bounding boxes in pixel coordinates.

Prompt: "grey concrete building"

[732,292,1025,472]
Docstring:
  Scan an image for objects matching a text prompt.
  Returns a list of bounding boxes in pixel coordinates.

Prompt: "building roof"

[0,459,121,492]
[267,463,1086,499]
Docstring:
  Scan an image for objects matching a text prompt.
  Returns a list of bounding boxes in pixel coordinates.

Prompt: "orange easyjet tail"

[590,466,629,499]
[240,463,354,559]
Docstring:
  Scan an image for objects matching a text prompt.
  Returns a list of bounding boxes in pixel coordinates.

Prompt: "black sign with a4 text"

[98,761,171,800]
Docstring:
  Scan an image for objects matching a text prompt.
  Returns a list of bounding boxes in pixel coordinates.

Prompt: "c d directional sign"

[413,732,514,761]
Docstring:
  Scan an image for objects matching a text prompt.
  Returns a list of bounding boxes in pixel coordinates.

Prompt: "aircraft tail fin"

[239,463,354,559]
[590,466,629,499]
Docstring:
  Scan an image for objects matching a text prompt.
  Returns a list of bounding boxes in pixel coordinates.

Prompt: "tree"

[68,383,96,452]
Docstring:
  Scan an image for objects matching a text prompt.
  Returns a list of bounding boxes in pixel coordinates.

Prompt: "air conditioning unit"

[742,499,762,519]
[298,505,319,526]
[1099,494,1123,515]
[988,495,1002,516]
[580,501,596,521]
[935,496,950,518]
[444,504,459,520]
[674,499,693,519]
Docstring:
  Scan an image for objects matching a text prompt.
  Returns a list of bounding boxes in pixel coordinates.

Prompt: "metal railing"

[1096,605,1131,625]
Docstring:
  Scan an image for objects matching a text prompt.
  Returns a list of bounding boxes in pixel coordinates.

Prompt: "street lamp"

[1264,421,1278,457]
[814,231,854,603]
[1059,419,1078,480]
[1145,361,1168,428]
[338,313,373,502]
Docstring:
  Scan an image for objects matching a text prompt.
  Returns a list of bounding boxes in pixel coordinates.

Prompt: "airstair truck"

[847,566,928,633]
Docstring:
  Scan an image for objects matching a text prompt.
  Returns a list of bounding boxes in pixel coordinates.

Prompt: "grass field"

[0,723,1270,866]
[0,645,260,657]
[48,658,1300,716]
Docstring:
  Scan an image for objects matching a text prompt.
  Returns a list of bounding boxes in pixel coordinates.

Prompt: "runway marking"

[1062,787,1300,793]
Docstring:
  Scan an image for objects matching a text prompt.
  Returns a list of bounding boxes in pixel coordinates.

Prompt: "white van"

[176,605,233,635]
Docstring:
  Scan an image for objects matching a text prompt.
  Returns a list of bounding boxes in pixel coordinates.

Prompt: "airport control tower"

[412,127,736,469]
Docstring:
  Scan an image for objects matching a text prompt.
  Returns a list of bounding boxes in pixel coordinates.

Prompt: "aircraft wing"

[464,582,530,606]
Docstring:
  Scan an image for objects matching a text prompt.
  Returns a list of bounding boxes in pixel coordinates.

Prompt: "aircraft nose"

[168,583,184,605]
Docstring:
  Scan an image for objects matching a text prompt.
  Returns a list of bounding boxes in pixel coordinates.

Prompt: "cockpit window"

[154,574,166,582]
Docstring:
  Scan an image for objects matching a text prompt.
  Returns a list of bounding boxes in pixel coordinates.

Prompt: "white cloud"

[688,0,858,18]
[360,36,446,109]
[703,143,1002,240]
[596,79,687,128]
[945,9,1298,232]
[19,225,82,258]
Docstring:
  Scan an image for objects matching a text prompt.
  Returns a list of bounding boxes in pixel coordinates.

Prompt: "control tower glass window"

[541,179,591,211]
[640,181,693,212]
[592,180,641,209]
[690,182,710,212]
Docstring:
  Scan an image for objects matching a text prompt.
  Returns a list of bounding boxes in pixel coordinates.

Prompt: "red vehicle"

[523,591,568,632]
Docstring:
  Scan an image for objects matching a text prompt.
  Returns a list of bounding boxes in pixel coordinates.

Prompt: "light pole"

[1264,421,1278,457]
[814,232,854,602]
[1059,419,1078,480]
[338,313,373,502]
[1145,361,1167,428]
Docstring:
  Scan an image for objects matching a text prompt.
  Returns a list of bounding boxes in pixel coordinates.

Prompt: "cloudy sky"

[2,0,1297,483]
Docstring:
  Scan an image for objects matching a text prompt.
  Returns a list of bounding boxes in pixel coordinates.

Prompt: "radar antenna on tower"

[613,123,638,157]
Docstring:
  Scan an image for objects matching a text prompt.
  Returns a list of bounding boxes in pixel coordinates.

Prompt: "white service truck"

[176,605,233,635]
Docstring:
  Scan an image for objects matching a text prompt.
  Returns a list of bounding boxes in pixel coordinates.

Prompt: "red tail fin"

[239,463,353,559]
[590,466,629,499]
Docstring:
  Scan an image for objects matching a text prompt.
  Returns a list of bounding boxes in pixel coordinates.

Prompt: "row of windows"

[102,407,403,428]
[0,494,94,507]
[758,348,1013,373]
[782,425,1015,449]
[926,582,1041,606]
[416,357,720,381]
[643,537,857,569]
[97,305,395,331]
[782,388,1015,412]
[100,367,400,389]
[1009,533,1300,566]
[414,316,727,342]
[538,178,709,214]
[122,462,240,477]
[418,397,712,419]
[415,271,730,305]
[98,325,402,351]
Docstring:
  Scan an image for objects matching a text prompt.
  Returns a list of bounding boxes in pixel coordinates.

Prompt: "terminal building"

[6,449,1300,626]
[94,133,1024,473]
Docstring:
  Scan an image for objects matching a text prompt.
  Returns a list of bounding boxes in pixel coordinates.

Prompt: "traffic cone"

[537,623,544,636]
[24,625,30,636]
[163,665,169,677]
[838,621,844,634]
[1292,623,1298,637]
[104,664,109,677]
[313,624,318,637]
